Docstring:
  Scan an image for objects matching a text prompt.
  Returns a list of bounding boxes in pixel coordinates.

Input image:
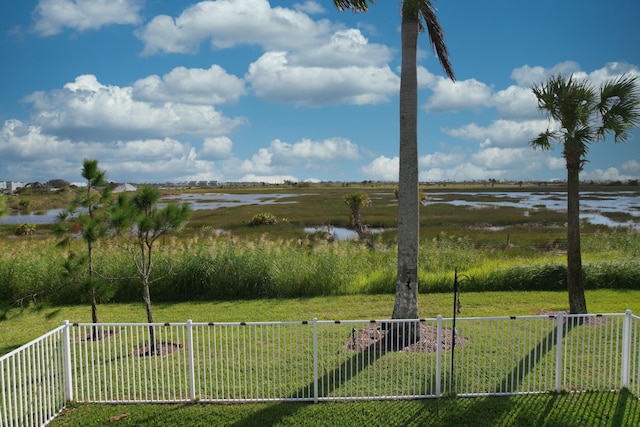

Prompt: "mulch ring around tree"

[136,342,184,357]
[345,323,469,354]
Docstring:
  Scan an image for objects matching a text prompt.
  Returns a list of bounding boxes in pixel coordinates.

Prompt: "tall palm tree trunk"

[566,159,587,314]
[393,15,420,323]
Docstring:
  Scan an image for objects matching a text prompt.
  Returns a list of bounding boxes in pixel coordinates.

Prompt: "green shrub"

[584,261,640,289]
[249,212,278,226]
[14,224,36,236]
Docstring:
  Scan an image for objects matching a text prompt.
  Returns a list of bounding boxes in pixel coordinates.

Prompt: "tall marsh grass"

[0,230,638,309]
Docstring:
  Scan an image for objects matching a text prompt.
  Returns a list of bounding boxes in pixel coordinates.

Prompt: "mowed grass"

[4,291,640,426]
[51,390,640,427]
[3,289,640,356]
[1,291,630,427]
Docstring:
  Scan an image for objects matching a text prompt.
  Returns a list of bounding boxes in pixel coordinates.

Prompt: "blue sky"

[1,0,639,184]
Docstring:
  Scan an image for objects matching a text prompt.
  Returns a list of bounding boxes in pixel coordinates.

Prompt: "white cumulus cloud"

[32,0,142,36]
[136,0,335,55]
[247,51,398,106]
[269,138,360,164]
[360,156,398,181]
[293,1,326,15]
[423,77,493,113]
[23,74,247,141]
[510,61,581,86]
[0,119,224,183]
[199,136,234,160]
[443,120,549,147]
[290,29,393,68]
[621,160,640,175]
[132,65,246,105]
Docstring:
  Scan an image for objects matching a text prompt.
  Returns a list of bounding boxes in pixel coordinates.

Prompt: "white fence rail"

[1,312,639,426]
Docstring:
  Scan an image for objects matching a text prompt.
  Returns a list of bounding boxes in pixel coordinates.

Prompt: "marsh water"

[2,191,638,232]
[426,191,640,228]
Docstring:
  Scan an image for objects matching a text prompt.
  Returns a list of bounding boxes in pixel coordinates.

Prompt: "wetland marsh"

[0,183,637,310]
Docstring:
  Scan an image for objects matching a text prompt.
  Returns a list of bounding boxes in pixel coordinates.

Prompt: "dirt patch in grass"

[536,310,609,326]
[345,323,469,353]
[136,342,184,357]
[74,329,117,341]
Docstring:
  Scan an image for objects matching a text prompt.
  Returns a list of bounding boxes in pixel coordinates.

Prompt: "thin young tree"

[53,159,112,329]
[531,74,639,314]
[110,185,190,353]
[333,1,455,327]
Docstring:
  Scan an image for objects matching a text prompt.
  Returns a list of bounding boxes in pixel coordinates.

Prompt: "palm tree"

[334,1,455,325]
[344,191,371,239]
[531,74,639,314]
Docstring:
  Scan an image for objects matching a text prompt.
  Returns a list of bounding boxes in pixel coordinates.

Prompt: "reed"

[0,229,638,310]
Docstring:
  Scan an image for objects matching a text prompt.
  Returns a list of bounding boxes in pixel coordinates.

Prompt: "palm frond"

[418,1,455,81]
[530,129,555,150]
[569,126,596,156]
[333,0,373,12]
[597,75,640,143]
[532,75,566,121]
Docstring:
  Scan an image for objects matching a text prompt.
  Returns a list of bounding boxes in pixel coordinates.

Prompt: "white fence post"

[187,319,196,401]
[435,315,443,397]
[555,312,564,393]
[313,318,318,403]
[621,310,632,389]
[62,320,73,403]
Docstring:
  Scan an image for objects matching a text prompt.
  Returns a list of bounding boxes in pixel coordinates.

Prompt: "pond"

[303,226,386,241]
[0,208,68,225]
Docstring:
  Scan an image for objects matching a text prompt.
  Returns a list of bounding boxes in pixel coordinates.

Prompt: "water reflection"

[303,226,385,241]
[0,209,67,225]
[426,191,639,229]
[161,193,305,210]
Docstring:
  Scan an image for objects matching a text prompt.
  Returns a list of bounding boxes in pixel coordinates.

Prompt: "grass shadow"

[228,324,410,426]
[435,316,630,426]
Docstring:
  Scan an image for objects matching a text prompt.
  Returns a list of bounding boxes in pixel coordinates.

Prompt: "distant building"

[0,181,27,193]
[113,183,138,193]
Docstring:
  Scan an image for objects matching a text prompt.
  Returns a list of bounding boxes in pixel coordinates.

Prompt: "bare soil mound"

[345,323,469,353]
[136,342,183,357]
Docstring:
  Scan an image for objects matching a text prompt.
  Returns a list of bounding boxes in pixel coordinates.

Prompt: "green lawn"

[3,290,640,356]
[3,291,640,426]
[50,390,640,426]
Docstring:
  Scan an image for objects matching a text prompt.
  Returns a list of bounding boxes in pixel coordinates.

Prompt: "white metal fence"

[1,311,639,426]
[0,325,69,427]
